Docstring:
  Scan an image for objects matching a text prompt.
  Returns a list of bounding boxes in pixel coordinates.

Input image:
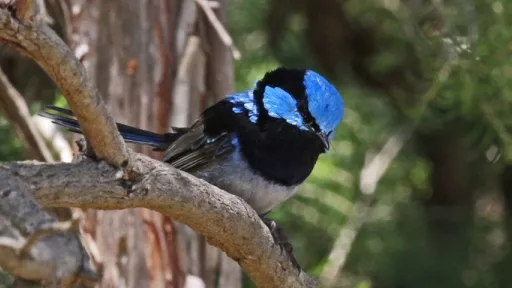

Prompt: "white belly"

[191,151,298,215]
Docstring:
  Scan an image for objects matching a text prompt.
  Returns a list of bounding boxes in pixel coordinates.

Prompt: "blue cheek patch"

[262,86,307,130]
[227,70,344,136]
[304,70,344,133]
[226,88,308,130]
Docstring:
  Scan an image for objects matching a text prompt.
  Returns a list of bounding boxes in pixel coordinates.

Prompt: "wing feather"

[162,118,236,172]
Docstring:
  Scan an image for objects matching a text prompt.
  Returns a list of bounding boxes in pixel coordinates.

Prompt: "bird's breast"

[190,151,298,215]
[236,119,324,186]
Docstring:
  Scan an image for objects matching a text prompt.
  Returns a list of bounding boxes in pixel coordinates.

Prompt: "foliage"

[228,0,512,287]
[0,116,25,161]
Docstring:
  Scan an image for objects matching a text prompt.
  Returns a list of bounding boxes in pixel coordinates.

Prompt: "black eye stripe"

[296,96,320,132]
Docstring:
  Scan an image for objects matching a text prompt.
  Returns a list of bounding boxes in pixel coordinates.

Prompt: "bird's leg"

[261,217,301,271]
[74,138,98,161]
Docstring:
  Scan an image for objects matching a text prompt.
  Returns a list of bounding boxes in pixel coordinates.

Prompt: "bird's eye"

[299,109,320,132]
[302,115,314,127]
[304,120,314,131]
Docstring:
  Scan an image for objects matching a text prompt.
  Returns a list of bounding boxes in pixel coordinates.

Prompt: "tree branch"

[1,151,318,287]
[0,2,317,286]
[0,2,127,166]
[195,0,241,60]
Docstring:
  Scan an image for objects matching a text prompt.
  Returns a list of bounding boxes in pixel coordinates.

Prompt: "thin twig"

[195,0,241,60]
[359,127,413,195]
[207,1,220,9]
[0,68,54,162]
[171,36,202,127]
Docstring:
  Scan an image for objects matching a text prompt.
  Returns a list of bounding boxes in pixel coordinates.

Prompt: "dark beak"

[317,132,330,152]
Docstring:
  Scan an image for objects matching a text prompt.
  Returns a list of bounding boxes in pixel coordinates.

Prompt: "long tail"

[37,105,178,151]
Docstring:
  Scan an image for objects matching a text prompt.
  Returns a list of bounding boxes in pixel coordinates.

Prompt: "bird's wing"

[162,102,238,172]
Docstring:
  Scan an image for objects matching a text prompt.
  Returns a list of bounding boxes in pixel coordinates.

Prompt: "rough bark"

[0,164,96,286]
[62,1,182,287]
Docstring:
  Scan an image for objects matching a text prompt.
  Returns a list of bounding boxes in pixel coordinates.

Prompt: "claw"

[262,218,301,272]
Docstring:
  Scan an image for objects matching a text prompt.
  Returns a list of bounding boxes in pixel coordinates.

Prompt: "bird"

[38,67,344,269]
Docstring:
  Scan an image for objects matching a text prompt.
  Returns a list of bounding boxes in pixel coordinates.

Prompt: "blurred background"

[0,0,510,287]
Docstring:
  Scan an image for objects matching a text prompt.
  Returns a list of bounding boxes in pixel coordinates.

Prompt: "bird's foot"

[262,218,301,272]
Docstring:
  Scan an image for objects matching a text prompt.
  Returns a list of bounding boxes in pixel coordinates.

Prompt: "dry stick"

[170,36,202,127]
[195,0,241,60]
[0,68,54,162]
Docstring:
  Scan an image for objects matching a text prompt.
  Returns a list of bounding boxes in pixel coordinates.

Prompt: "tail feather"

[38,105,176,150]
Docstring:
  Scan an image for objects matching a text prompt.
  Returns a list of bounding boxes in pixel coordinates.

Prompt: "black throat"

[237,67,325,186]
[236,116,325,187]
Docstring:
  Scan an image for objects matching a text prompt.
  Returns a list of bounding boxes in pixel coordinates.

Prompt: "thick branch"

[0,5,127,166]
[1,151,317,287]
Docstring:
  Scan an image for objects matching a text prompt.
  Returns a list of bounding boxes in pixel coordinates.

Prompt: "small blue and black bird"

[38,67,344,268]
